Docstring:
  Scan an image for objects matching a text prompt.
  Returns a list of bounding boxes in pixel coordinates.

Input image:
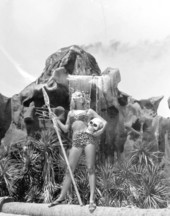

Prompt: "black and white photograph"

[0,0,170,215]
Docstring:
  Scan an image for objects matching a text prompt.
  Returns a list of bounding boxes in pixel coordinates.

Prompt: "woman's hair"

[70,91,90,110]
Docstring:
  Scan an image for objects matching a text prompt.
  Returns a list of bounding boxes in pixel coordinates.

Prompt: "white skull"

[87,118,103,133]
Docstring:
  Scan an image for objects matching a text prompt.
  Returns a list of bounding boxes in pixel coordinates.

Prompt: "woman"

[49,90,107,212]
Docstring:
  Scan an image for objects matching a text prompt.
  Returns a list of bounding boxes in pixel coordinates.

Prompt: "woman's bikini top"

[69,110,89,126]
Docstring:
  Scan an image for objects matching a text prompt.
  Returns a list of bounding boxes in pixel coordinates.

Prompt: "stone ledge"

[1,202,170,216]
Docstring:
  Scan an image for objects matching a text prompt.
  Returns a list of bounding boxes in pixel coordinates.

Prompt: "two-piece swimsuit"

[69,111,97,149]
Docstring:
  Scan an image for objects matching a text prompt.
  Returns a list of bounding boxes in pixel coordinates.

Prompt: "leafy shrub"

[0,129,169,208]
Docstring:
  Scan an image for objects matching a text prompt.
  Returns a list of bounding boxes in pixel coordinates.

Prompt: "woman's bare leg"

[84,144,96,204]
[56,146,83,201]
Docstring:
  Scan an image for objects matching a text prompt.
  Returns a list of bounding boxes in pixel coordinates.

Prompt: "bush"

[0,129,169,208]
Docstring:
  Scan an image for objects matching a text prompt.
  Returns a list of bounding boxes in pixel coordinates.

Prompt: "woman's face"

[72,91,85,107]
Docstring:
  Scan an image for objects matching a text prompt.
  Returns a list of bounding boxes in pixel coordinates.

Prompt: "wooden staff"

[42,87,83,206]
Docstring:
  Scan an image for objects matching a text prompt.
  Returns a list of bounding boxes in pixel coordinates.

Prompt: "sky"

[0,0,170,117]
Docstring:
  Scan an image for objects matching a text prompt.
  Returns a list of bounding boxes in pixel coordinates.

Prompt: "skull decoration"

[87,118,103,134]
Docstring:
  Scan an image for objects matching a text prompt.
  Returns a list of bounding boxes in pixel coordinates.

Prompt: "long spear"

[42,87,83,206]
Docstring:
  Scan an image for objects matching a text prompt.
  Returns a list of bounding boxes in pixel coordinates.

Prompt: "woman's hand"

[92,130,103,137]
[49,112,58,120]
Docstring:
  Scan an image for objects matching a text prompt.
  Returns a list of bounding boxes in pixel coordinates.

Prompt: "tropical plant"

[124,138,169,208]
[0,129,66,203]
[0,127,169,209]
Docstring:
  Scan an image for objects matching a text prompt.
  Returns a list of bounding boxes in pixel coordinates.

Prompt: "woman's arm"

[54,111,71,133]
[88,109,107,137]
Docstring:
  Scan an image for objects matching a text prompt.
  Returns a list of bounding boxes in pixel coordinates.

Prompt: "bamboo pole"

[42,87,83,206]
